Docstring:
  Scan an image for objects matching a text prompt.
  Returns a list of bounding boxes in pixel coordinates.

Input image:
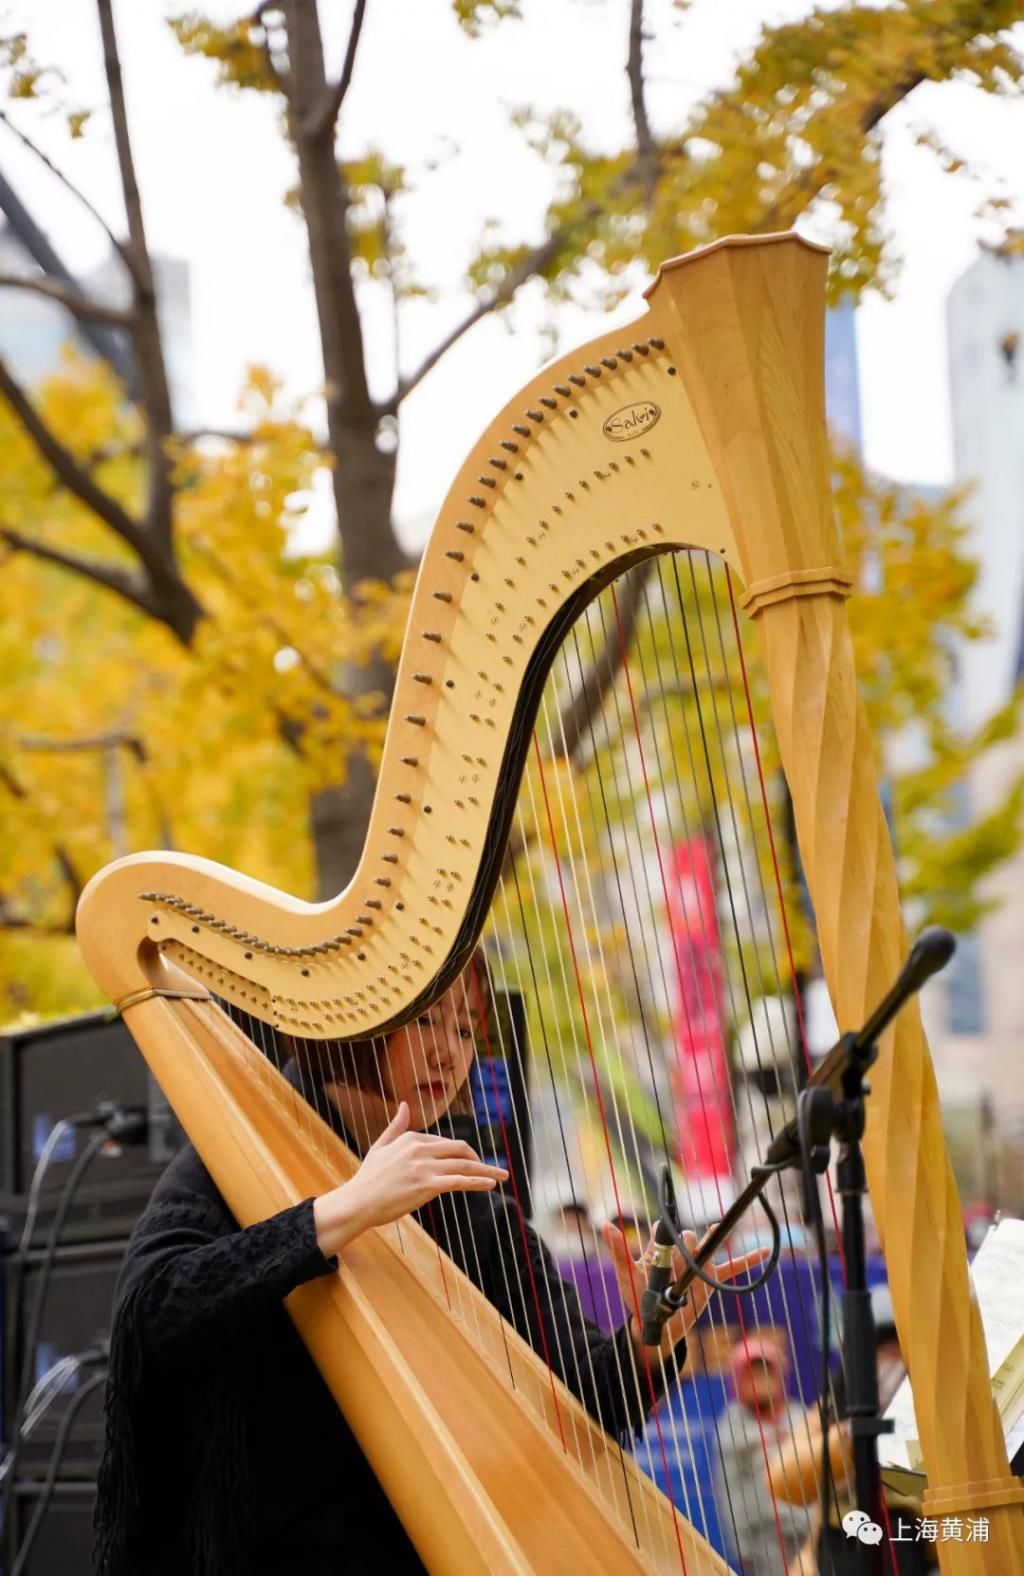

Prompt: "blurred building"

[948,239,1024,730]
[0,170,193,420]
[922,241,1024,1196]
[824,298,863,454]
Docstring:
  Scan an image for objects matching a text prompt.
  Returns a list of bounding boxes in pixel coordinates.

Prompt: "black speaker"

[4,1477,96,1575]
[7,1240,123,1478]
[0,1011,179,1244]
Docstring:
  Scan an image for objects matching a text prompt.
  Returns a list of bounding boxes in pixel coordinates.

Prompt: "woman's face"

[379,988,478,1129]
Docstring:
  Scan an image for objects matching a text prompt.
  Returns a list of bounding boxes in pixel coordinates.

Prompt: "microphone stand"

[641,928,956,1575]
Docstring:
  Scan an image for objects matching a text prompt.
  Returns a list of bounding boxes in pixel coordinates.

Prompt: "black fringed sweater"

[95,1087,685,1575]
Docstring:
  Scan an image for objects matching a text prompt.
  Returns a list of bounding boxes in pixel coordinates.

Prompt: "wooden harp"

[77,232,1024,1574]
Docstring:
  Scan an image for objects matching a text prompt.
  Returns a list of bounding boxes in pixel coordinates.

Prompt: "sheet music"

[880,1217,1024,1471]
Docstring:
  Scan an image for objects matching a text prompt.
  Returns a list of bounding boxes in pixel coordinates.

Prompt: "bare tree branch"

[0,523,162,618]
[0,761,84,917]
[0,108,142,288]
[16,730,146,755]
[304,0,367,139]
[0,356,149,552]
[0,273,133,328]
[628,0,658,204]
[96,0,177,554]
[553,563,652,766]
[757,70,930,233]
[382,228,568,415]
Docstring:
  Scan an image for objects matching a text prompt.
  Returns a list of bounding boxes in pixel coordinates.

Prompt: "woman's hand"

[313,1101,508,1259]
[602,1220,771,1361]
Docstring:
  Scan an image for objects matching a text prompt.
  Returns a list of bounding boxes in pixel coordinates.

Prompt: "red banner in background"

[666,838,734,1189]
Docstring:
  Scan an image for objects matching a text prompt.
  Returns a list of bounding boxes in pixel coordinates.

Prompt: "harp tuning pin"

[633,342,649,355]
[526,409,543,422]
[584,364,601,377]
[569,373,586,387]
[500,440,519,453]
[456,521,475,533]
[400,756,418,767]
[432,590,452,603]
[382,853,399,864]
[387,827,406,837]
[512,423,530,438]
[445,550,464,562]
[489,457,507,470]
[365,899,382,910]
[554,384,571,397]
[539,396,557,409]
[601,356,616,370]
[405,715,426,725]
[412,673,432,684]
[649,337,665,350]
[617,348,633,361]
[469,496,486,508]
[395,792,412,803]
[375,877,392,887]
[422,632,442,643]
[478,475,497,488]
[346,927,363,937]
[355,916,373,926]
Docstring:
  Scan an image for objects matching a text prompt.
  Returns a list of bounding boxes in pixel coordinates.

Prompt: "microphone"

[639,1213,679,1347]
[638,1166,688,1347]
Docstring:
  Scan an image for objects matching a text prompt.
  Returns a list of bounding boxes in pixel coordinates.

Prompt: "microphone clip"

[638,1167,688,1348]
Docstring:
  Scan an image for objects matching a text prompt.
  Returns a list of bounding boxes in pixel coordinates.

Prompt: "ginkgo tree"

[0,0,1022,1026]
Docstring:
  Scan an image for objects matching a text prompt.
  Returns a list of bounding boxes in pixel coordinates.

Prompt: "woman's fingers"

[435,1158,508,1181]
[436,1172,507,1193]
[418,1135,483,1163]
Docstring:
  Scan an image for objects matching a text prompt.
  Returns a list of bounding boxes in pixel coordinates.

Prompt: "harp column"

[656,232,1024,1573]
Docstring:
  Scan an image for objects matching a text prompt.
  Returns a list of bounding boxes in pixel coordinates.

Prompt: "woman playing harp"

[94,955,765,1576]
[78,232,1024,1575]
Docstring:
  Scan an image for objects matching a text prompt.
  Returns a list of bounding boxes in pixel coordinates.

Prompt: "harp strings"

[524,716,687,1558]
[564,574,795,1557]
[194,545,864,1570]
[519,549,849,1562]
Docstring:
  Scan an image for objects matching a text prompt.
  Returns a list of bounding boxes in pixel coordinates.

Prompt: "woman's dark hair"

[326,946,496,1095]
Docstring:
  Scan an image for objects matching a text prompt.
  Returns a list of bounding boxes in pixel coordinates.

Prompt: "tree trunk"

[283,0,407,895]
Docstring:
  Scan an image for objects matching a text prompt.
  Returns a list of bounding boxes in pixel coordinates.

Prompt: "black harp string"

[540,652,701,1543]
[653,554,817,1567]
[672,551,832,1547]
[694,556,838,1334]
[455,962,616,1501]
[504,776,651,1503]
[599,563,806,1563]
[535,686,679,1548]
[494,851,647,1545]
[406,1010,490,1350]
[639,558,820,1550]
[680,551,835,1408]
[563,605,727,1554]
[450,965,532,1394]
[542,610,712,1550]
[515,736,660,1460]
[576,585,753,1554]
